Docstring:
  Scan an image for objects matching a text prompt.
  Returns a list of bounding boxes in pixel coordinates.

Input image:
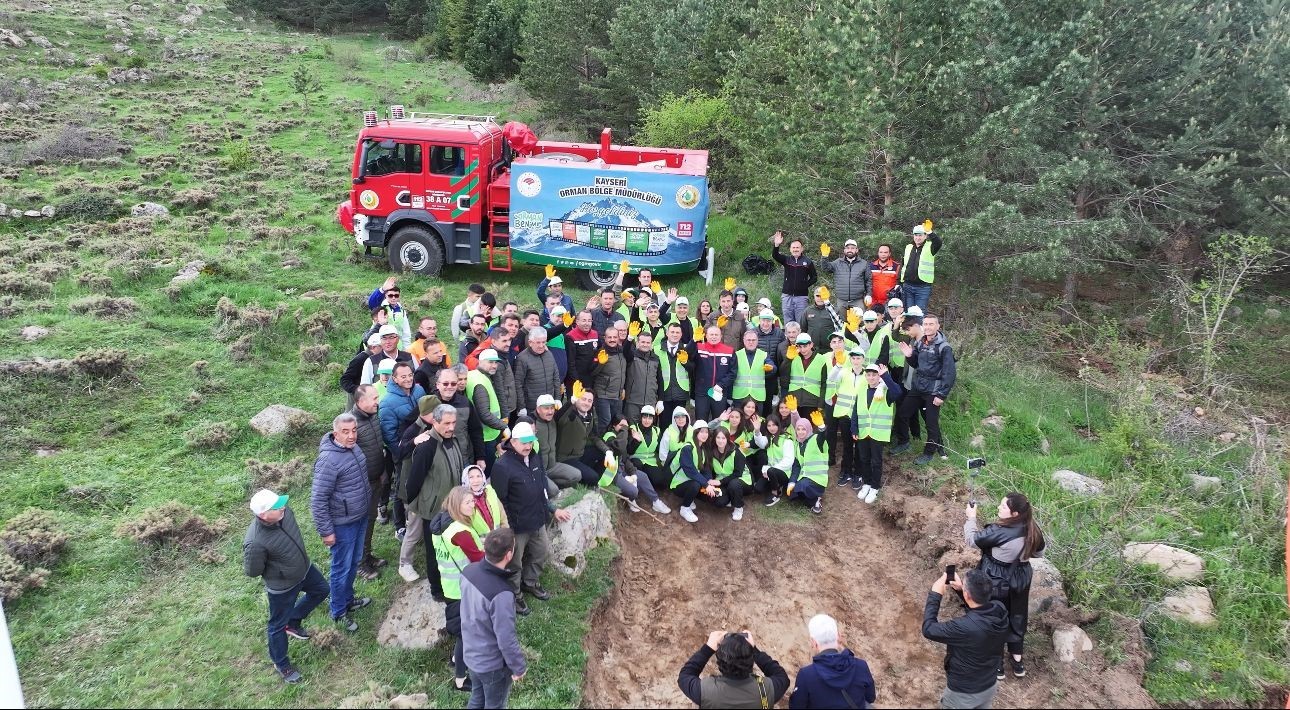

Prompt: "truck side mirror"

[352,176,365,185]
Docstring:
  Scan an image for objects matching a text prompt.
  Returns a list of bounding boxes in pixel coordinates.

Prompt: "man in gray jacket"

[461,527,526,709]
[590,327,628,432]
[822,239,874,312]
[623,330,661,423]
[310,412,372,632]
[348,385,386,580]
[512,328,561,416]
[243,489,328,684]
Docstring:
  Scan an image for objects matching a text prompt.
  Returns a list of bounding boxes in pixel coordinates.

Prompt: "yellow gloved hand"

[810,409,825,428]
[724,276,736,292]
[786,344,798,361]
[545,264,556,279]
[597,349,609,364]
[717,315,729,328]
[923,218,934,232]
[818,285,831,302]
[846,310,860,331]
[835,350,847,366]
[650,281,662,294]
[620,259,630,274]
[762,363,774,373]
[572,380,585,400]
[820,243,831,258]
[677,349,689,365]
[628,321,640,338]
[562,312,574,327]
[785,394,798,411]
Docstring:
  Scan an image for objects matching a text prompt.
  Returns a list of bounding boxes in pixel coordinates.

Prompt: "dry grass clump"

[246,458,307,490]
[69,295,139,319]
[115,501,229,551]
[184,420,239,449]
[1,509,69,566]
[0,551,49,603]
[299,343,331,369]
[73,348,130,378]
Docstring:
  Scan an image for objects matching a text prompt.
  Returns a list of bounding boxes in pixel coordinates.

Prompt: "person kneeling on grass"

[243,489,329,685]
[787,415,829,514]
[602,416,671,515]
[678,629,791,709]
[760,414,795,506]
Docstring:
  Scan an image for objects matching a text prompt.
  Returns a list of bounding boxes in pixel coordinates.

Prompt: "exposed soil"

[582,461,1155,709]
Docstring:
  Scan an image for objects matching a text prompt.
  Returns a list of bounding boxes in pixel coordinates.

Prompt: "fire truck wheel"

[577,268,619,291]
[387,225,445,276]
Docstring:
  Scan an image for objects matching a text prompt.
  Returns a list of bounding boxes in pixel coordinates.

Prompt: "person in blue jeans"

[242,489,329,684]
[899,224,942,312]
[311,412,373,632]
[461,527,527,709]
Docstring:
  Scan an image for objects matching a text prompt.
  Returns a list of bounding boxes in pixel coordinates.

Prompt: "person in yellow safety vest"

[375,358,396,399]
[760,414,795,506]
[724,404,768,492]
[733,329,774,404]
[466,350,506,475]
[429,485,486,693]
[781,334,830,419]
[670,418,720,523]
[852,363,903,505]
[860,310,891,367]
[655,322,697,423]
[881,298,909,380]
[462,464,506,538]
[629,405,671,494]
[602,416,671,515]
[659,405,696,472]
[787,416,829,515]
[755,297,784,329]
[832,346,868,490]
[703,424,748,521]
[899,223,943,313]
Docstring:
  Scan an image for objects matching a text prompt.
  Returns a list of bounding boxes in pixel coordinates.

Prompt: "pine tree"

[463,0,524,82]
[518,0,620,134]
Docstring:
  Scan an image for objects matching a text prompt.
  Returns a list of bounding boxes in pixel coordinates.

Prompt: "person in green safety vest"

[760,414,794,506]
[853,363,903,505]
[669,417,721,523]
[787,415,829,514]
[428,485,486,693]
[702,424,747,521]
[881,298,909,385]
[667,297,701,345]
[823,331,851,467]
[723,405,768,496]
[899,223,943,312]
[860,310,891,367]
[656,322,697,423]
[833,346,868,490]
[732,329,774,405]
[781,334,830,418]
[629,405,669,494]
[602,416,671,515]
[467,350,507,475]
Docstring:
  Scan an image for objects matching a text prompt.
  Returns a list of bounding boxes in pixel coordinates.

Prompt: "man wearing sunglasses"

[367,276,412,350]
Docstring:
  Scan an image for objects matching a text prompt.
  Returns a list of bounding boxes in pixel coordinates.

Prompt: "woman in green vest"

[630,405,667,491]
[851,363,903,505]
[669,416,720,523]
[761,415,795,506]
[787,416,829,515]
[702,425,746,520]
[724,405,768,495]
[429,485,486,693]
[462,465,506,537]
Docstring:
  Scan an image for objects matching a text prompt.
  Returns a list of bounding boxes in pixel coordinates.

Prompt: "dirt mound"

[582,463,1155,708]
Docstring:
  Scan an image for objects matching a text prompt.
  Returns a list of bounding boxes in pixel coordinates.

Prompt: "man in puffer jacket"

[790,614,877,709]
[623,331,661,423]
[310,412,372,631]
[513,328,562,417]
[821,239,873,312]
[348,385,387,580]
[589,327,628,432]
[379,362,427,453]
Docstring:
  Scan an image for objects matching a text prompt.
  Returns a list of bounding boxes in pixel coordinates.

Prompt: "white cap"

[548,276,563,285]
[249,489,288,515]
[536,394,559,409]
[378,324,399,337]
[862,310,879,321]
[511,421,537,442]
[759,311,775,320]
[911,224,926,235]
[736,303,749,312]
[550,305,568,317]
[641,405,656,416]
[887,298,903,308]
[757,297,773,309]
[676,296,689,306]
[693,419,708,429]
[795,333,812,345]
[377,358,397,375]
[479,348,502,362]
[844,239,858,247]
[906,305,924,317]
[366,333,382,347]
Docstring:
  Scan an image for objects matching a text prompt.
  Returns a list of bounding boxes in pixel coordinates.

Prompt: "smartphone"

[945,564,956,584]
[967,457,986,469]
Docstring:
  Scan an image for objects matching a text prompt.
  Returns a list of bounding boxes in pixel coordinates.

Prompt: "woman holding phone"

[964,492,1045,681]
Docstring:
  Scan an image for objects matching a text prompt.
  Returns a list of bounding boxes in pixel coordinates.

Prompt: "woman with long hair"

[668,418,721,523]
[760,414,794,506]
[965,492,1046,680]
[702,425,747,520]
[697,299,714,324]
[429,485,487,692]
[725,405,767,494]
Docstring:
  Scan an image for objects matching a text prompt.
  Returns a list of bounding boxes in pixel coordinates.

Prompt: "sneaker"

[888,442,911,455]
[1010,657,1027,678]
[376,505,389,524]
[837,475,854,487]
[454,676,473,693]
[996,664,1006,681]
[357,563,378,581]
[514,597,531,616]
[679,506,698,523]
[398,564,420,583]
[367,557,387,569]
[851,477,866,490]
[522,584,552,601]
[395,527,406,542]
[277,664,303,684]
[284,624,310,640]
[940,454,948,461]
[857,484,872,500]
[913,454,933,465]
[628,500,642,513]
[732,507,744,521]
[811,500,823,515]
[864,488,879,504]
[334,614,358,633]
[764,495,781,507]
[651,499,672,515]
[348,597,372,612]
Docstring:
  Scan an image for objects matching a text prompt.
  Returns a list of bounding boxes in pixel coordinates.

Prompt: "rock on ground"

[981,415,1005,431]
[1122,542,1204,581]
[21,325,49,341]
[1052,469,1105,496]
[1028,557,1068,617]
[1052,624,1095,663]
[1187,473,1221,494]
[1161,585,1216,625]
[249,404,311,436]
[131,201,169,218]
[549,490,613,577]
[377,582,445,650]
[170,259,205,285]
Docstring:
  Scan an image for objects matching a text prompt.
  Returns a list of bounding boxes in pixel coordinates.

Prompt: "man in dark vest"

[678,629,791,708]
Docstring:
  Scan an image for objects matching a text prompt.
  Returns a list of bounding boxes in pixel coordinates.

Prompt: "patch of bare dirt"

[582,461,1155,708]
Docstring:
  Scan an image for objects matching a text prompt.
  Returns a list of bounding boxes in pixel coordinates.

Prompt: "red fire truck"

[336,108,713,289]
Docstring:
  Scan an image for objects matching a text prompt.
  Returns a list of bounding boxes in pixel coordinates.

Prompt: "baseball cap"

[378,324,399,337]
[377,358,396,375]
[736,303,749,313]
[758,311,774,320]
[844,239,858,247]
[734,287,748,296]
[795,333,812,345]
[646,302,660,311]
[693,419,709,430]
[849,346,865,356]
[830,331,845,341]
[911,224,926,235]
[249,489,288,515]
[886,298,903,308]
[906,305,924,318]
[479,348,501,362]
[676,296,690,306]
[511,421,537,443]
[864,363,881,373]
[536,394,559,409]
[641,405,656,416]
[623,288,637,298]
[418,395,438,416]
[550,305,568,317]
[548,275,563,285]
[757,297,773,309]
[862,310,879,321]
[366,333,382,347]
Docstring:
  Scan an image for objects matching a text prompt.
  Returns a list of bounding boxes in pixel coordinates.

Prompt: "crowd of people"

[241,223,1046,709]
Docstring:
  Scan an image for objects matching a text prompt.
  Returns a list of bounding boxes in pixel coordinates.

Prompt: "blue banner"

[508,162,709,274]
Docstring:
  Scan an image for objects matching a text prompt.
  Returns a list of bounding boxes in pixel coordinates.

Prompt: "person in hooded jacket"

[965,493,1045,681]
[922,569,1010,709]
[790,614,876,709]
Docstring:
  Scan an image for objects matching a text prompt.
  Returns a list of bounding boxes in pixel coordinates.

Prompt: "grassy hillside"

[1,0,1285,708]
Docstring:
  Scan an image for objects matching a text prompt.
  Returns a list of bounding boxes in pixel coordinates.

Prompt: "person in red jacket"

[694,325,736,422]
[870,243,900,307]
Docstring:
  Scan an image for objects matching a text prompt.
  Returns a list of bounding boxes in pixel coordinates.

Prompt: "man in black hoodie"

[922,569,1009,709]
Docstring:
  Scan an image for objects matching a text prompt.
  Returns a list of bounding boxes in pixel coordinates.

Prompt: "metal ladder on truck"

[486,205,511,272]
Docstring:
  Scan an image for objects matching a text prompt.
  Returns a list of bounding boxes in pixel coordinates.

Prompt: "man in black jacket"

[488,422,571,615]
[891,313,955,463]
[771,230,819,325]
[243,490,328,684]
[341,334,382,409]
[677,629,790,708]
[922,569,1009,709]
[348,385,387,580]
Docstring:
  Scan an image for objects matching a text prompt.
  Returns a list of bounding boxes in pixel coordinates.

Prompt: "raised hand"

[545,264,556,279]
[820,243,831,258]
